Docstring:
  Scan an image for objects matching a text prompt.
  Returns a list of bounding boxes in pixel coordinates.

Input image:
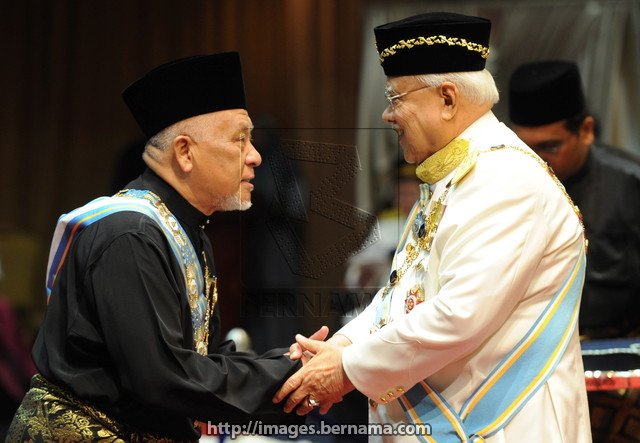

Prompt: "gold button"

[369,399,378,409]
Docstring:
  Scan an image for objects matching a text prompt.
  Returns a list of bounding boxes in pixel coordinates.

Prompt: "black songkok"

[122,52,246,139]
[374,12,492,76]
[509,60,586,126]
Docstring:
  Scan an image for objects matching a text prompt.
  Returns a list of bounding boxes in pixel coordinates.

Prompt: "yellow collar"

[416,138,470,184]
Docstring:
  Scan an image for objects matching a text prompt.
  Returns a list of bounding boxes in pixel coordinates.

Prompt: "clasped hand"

[273,326,354,415]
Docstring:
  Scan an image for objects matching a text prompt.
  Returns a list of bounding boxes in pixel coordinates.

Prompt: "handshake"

[272,326,356,416]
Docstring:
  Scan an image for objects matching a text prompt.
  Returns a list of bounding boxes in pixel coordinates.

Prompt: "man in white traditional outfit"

[274,12,592,443]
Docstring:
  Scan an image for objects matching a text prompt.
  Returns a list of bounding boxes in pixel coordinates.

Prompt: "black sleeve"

[88,230,300,422]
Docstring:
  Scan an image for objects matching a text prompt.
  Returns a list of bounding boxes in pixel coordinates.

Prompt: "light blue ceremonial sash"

[45,189,207,351]
[396,249,586,443]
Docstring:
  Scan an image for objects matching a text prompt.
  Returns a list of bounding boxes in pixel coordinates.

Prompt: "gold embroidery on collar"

[416,138,470,184]
[452,146,479,185]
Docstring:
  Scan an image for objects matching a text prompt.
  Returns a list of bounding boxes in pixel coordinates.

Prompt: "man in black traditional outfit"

[509,60,640,339]
[8,52,307,442]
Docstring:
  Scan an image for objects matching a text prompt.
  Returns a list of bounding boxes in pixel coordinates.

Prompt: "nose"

[382,105,394,124]
[246,140,262,167]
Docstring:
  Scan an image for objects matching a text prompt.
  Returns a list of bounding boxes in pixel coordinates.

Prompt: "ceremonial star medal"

[413,196,445,252]
[404,296,416,314]
[186,266,198,311]
[372,138,476,333]
[412,207,427,240]
[404,284,426,314]
[196,340,207,355]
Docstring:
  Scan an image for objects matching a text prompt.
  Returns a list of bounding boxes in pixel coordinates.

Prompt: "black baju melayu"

[565,143,640,337]
[8,169,299,441]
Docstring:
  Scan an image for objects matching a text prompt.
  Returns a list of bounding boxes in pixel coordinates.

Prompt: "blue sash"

[45,189,209,353]
[397,249,586,442]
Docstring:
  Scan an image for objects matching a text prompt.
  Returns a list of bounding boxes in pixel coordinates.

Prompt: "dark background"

[0,0,367,342]
[1,1,639,440]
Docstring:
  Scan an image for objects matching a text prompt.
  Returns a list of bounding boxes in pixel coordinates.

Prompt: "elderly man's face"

[512,118,593,181]
[382,76,443,164]
[188,109,261,214]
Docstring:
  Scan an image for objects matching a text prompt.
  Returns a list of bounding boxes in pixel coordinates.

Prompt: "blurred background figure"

[334,160,420,443]
[344,160,420,290]
[509,60,640,443]
[509,60,640,340]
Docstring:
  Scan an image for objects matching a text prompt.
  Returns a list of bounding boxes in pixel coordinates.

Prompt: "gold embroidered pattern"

[420,196,446,253]
[452,146,479,185]
[373,143,587,332]
[378,35,490,64]
[114,189,216,355]
[7,375,192,442]
[416,138,470,184]
[378,181,451,306]
[374,139,470,330]
[195,251,217,355]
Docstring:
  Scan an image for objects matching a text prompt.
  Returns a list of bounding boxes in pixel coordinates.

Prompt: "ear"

[172,135,195,173]
[440,82,458,121]
[579,116,595,146]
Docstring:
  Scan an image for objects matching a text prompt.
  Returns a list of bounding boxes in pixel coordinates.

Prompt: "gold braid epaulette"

[488,145,588,251]
[378,35,490,64]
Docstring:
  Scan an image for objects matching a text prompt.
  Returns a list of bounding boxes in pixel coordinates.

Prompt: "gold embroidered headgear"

[374,12,491,76]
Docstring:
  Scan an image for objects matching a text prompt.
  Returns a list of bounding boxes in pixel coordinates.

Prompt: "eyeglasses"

[384,84,435,109]
[530,137,574,155]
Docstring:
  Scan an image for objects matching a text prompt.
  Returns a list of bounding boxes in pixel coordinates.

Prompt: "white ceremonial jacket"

[339,112,592,442]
